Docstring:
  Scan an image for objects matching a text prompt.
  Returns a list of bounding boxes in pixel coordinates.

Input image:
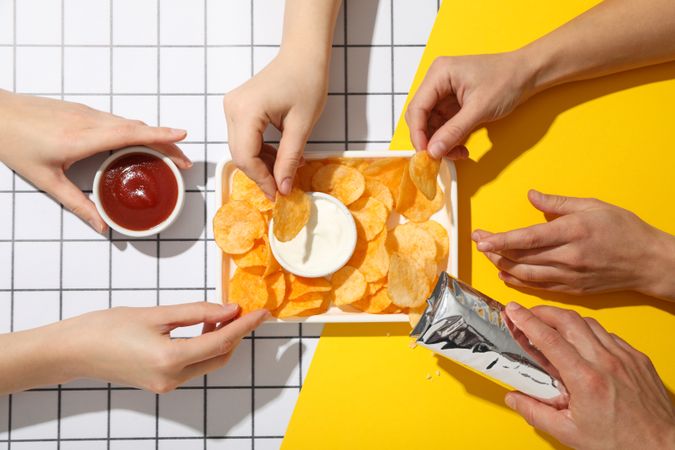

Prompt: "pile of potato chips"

[214,154,449,324]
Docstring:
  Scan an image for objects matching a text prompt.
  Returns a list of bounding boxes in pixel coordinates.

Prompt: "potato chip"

[229,268,269,314]
[418,220,449,265]
[325,158,369,173]
[288,274,331,300]
[364,178,394,211]
[295,161,324,191]
[352,287,393,314]
[231,169,274,212]
[367,278,386,297]
[362,158,407,206]
[311,164,365,206]
[214,200,265,254]
[382,303,402,314]
[232,238,266,268]
[348,228,390,282]
[409,151,440,200]
[386,222,437,263]
[396,165,444,222]
[423,258,439,291]
[262,236,281,277]
[275,292,327,318]
[272,187,311,242]
[349,196,387,241]
[408,305,427,328]
[265,271,287,310]
[330,265,367,306]
[387,252,431,308]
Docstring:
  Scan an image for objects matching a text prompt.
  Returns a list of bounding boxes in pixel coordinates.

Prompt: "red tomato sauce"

[99,153,178,231]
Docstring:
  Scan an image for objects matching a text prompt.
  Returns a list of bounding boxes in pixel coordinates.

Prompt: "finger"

[144,142,193,170]
[471,229,492,241]
[80,123,189,161]
[445,145,470,160]
[528,305,607,362]
[228,118,277,200]
[405,73,446,152]
[583,317,629,358]
[274,118,310,195]
[178,344,239,383]
[427,103,483,158]
[178,309,269,365]
[498,271,570,293]
[159,302,240,329]
[504,302,588,382]
[496,245,570,266]
[484,252,569,284]
[475,222,569,253]
[45,174,107,234]
[505,392,576,445]
[528,190,598,216]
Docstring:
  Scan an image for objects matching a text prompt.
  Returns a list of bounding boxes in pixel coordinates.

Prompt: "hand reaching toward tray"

[503,302,675,450]
[472,190,675,301]
[0,302,268,395]
[0,90,191,233]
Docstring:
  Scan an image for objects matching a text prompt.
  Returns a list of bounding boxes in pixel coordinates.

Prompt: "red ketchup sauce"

[99,153,178,231]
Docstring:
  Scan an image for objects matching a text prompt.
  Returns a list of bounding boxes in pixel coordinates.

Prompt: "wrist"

[638,229,675,301]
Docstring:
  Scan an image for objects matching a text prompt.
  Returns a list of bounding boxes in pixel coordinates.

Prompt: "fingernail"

[471,231,480,242]
[477,241,493,252]
[223,303,238,313]
[171,128,187,136]
[280,177,292,195]
[504,393,516,409]
[460,147,469,158]
[506,302,522,313]
[89,219,104,234]
[428,141,446,158]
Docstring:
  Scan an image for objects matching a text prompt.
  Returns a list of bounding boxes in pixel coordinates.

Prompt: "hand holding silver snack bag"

[411,272,565,402]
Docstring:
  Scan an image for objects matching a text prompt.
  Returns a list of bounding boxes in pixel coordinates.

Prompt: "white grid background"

[0,0,439,448]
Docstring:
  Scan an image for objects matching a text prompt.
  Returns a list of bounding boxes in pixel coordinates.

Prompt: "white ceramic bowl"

[92,146,185,237]
[268,192,357,278]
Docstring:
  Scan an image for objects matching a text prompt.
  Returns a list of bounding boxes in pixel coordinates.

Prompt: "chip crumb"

[408,341,417,349]
[425,373,432,380]
[435,370,441,377]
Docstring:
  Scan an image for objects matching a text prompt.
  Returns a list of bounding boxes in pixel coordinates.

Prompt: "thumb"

[505,392,576,444]
[274,119,310,195]
[47,174,107,233]
[427,103,482,158]
[528,190,596,216]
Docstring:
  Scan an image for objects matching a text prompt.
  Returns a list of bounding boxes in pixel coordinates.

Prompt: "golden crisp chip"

[408,305,426,328]
[311,164,365,206]
[418,220,449,265]
[386,222,437,263]
[367,278,386,297]
[349,196,388,241]
[352,287,392,314]
[348,228,390,282]
[364,178,394,211]
[265,271,287,310]
[229,268,269,314]
[231,169,274,212]
[214,200,265,254]
[232,239,266,268]
[272,187,311,242]
[396,165,444,222]
[423,258,439,291]
[275,292,326,318]
[387,252,431,308]
[362,158,407,207]
[295,161,324,191]
[409,151,440,200]
[382,303,402,314]
[330,265,367,306]
[287,274,331,300]
[262,235,281,277]
[325,158,369,173]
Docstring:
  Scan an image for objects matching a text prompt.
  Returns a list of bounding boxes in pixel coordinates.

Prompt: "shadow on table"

[456,61,675,287]
[0,341,302,439]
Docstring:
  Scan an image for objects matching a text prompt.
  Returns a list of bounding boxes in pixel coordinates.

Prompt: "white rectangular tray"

[214,150,458,323]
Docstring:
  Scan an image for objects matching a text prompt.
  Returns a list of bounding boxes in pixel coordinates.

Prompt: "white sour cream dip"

[269,193,357,278]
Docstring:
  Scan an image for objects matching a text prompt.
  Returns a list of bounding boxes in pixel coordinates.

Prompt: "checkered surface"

[0,0,438,448]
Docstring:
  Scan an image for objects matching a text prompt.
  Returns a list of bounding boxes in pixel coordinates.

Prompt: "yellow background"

[282,1,675,448]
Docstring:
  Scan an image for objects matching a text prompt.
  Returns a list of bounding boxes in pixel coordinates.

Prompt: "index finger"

[228,118,277,200]
[177,309,269,365]
[405,67,452,152]
[504,302,588,383]
[476,222,569,252]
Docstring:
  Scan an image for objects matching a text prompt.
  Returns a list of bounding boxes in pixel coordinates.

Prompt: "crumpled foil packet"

[411,272,563,400]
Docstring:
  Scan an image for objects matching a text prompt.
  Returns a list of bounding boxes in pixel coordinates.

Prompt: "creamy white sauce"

[271,195,356,277]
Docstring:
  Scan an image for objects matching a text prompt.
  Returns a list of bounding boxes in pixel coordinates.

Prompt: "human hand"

[472,190,675,300]
[503,303,675,449]
[223,51,329,199]
[0,90,191,233]
[405,51,536,159]
[62,302,268,393]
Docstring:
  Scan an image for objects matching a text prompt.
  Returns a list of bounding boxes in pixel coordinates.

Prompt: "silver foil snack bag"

[411,272,563,401]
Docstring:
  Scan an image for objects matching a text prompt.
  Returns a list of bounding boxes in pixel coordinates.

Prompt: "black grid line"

[2,0,438,447]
